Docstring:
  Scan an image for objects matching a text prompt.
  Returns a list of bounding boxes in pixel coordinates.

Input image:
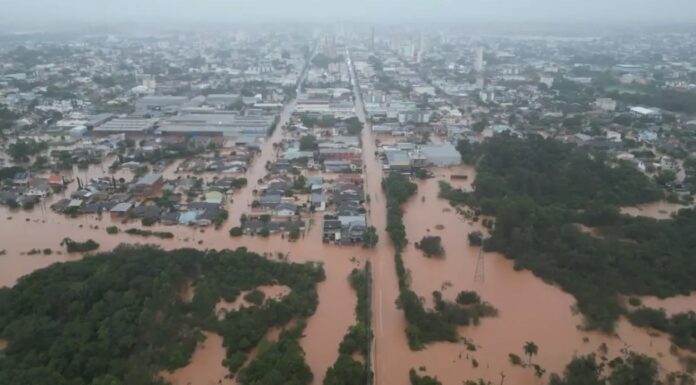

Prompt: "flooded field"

[620,201,691,219]
[379,170,690,385]
[160,332,234,385]
[347,60,694,384]
[215,285,291,319]
[640,293,696,316]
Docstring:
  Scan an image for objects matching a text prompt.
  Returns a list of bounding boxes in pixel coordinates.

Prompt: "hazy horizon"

[1,0,696,28]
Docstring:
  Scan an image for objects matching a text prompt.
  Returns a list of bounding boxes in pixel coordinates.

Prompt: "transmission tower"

[474,239,485,282]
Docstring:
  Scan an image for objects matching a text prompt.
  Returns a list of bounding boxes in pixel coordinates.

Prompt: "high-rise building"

[474,47,484,72]
[370,27,375,51]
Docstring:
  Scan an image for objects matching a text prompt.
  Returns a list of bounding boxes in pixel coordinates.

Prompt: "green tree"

[524,341,539,364]
[362,226,378,248]
[299,135,318,151]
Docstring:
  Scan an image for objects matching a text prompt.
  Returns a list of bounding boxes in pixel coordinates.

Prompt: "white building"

[595,98,617,112]
[630,106,661,118]
[418,143,462,166]
[606,130,622,142]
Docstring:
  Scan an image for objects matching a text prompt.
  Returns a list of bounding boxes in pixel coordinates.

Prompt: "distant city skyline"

[1,0,696,27]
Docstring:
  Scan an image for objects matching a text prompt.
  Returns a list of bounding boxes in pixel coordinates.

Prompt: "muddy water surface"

[640,293,696,316]
[620,201,691,219]
[160,332,234,385]
[383,171,690,385]
[215,285,291,319]
[3,54,694,385]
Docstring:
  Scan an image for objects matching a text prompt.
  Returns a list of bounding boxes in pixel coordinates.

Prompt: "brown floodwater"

[0,91,370,385]
[640,293,696,317]
[2,57,693,385]
[0,339,7,350]
[347,60,692,384]
[371,169,690,385]
[620,201,691,220]
[159,332,235,385]
[215,285,291,319]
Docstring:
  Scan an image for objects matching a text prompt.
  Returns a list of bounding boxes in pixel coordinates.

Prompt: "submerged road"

[347,48,396,385]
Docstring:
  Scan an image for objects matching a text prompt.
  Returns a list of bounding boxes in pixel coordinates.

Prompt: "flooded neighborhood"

[3,16,696,385]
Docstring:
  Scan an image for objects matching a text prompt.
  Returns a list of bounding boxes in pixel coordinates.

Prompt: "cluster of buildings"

[49,170,242,227]
[0,30,311,148]
[345,28,696,194]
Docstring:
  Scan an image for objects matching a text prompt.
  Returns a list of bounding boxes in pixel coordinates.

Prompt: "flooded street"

[2,50,696,385]
[346,49,693,385]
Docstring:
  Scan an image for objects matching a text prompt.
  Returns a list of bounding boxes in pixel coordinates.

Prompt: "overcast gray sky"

[1,0,696,25]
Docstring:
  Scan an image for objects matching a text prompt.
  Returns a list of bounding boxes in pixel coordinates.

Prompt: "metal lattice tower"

[474,239,485,282]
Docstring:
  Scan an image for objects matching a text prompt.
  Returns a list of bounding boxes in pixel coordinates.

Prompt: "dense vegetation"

[627,307,696,353]
[464,350,689,385]
[7,139,48,162]
[60,237,100,253]
[415,236,444,258]
[0,245,324,385]
[238,321,313,385]
[324,264,372,385]
[124,228,175,239]
[548,353,662,385]
[448,133,696,332]
[409,369,442,385]
[382,174,497,350]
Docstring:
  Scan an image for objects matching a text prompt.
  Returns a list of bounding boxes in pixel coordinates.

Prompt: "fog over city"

[1,0,696,26]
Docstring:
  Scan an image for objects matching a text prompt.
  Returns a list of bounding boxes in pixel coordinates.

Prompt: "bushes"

[60,238,99,253]
[229,227,244,237]
[141,217,157,226]
[244,289,266,306]
[362,226,378,248]
[213,209,229,228]
[382,174,417,251]
[324,264,372,385]
[468,231,483,246]
[409,369,442,385]
[289,228,301,241]
[105,226,119,234]
[232,178,248,189]
[456,291,481,306]
[124,228,174,239]
[415,236,444,258]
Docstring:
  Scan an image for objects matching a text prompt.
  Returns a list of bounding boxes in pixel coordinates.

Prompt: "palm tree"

[523,341,539,364]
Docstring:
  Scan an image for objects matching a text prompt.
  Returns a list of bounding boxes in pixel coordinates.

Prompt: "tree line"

[323,263,373,385]
[450,133,696,332]
[382,174,497,351]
